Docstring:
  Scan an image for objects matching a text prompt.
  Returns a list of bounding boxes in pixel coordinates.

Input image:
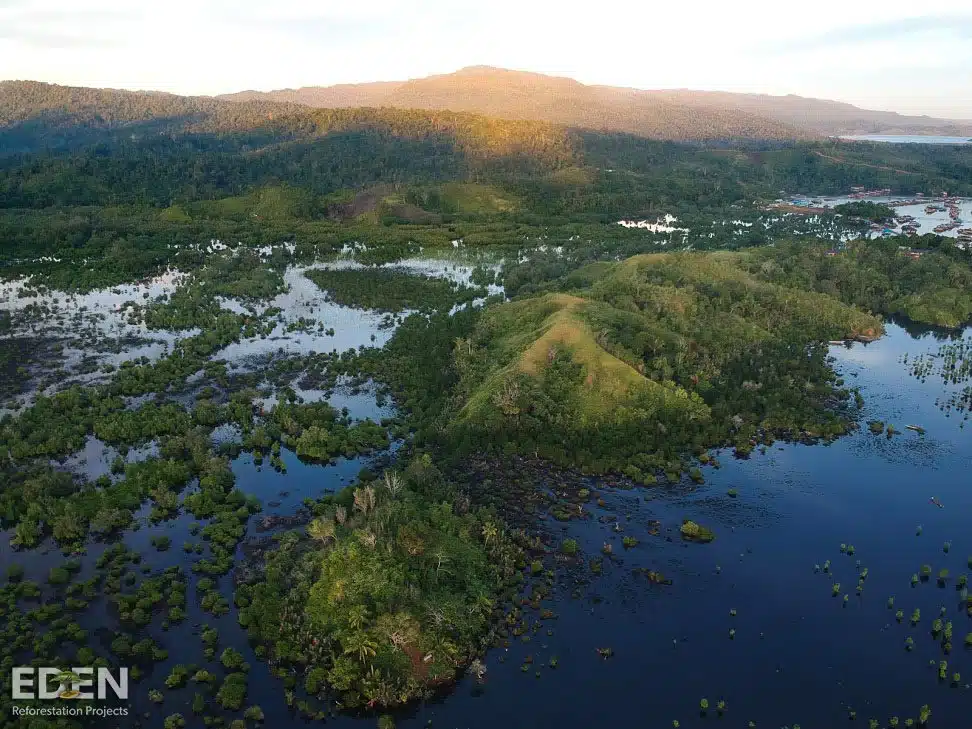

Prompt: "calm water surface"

[840,135,972,145]
[4,285,971,726]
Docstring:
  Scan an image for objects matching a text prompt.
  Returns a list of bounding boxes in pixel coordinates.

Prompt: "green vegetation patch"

[305,267,487,313]
[832,201,895,223]
[440,251,879,474]
[746,240,972,329]
[238,458,519,708]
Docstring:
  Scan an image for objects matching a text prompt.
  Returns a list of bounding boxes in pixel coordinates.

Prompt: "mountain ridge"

[217,66,972,138]
[216,66,813,142]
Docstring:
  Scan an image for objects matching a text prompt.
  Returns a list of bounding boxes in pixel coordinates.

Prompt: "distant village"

[764,187,971,251]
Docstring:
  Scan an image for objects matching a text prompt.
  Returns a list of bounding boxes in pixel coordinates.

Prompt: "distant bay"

[839,134,972,144]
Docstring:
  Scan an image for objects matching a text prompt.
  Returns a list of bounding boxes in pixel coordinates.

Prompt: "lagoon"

[840,135,972,145]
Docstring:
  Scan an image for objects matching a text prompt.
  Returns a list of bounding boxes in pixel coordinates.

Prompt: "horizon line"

[3,65,972,123]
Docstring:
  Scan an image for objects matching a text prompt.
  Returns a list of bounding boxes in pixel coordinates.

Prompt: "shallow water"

[5,274,972,726]
[0,271,189,413]
[797,194,972,240]
[372,322,972,728]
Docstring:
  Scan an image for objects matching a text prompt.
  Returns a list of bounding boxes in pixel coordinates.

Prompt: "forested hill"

[0,80,287,152]
[647,90,972,137]
[1,80,576,159]
[218,66,814,143]
[218,66,972,138]
[3,79,972,214]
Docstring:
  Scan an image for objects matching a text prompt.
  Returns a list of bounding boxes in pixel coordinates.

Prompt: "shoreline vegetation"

[5,222,972,717]
[3,80,972,726]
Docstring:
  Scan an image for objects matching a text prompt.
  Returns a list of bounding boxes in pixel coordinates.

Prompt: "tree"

[382,471,404,498]
[307,517,336,544]
[342,632,378,663]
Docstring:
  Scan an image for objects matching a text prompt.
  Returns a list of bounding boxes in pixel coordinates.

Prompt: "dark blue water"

[5,322,971,727]
[376,323,972,729]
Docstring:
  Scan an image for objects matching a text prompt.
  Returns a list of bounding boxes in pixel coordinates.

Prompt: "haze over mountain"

[220,66,972,139]
[219,66,814,143]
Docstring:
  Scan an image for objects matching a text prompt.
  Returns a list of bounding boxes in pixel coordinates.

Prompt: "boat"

[906,425,926,434]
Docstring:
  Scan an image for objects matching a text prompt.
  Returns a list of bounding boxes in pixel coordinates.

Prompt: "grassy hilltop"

[436,251,882,477]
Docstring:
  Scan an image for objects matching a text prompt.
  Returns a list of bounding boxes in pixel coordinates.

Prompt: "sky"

[2,0,972,118]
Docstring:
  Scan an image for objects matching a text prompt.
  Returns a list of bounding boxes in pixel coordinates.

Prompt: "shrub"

[680,520,715,543]
[165,665,189,689]
[216,673,247,710]
[244,706,265,722]
[220,647,246,671]
[48,567,70,585]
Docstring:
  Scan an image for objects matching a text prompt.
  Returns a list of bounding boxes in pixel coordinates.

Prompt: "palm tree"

[473,591,493,618]
[342,632,377,663]
[346,605,369,631]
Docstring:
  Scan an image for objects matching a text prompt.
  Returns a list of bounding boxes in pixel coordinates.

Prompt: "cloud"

[0,2,139,49]
[757,14,972,53]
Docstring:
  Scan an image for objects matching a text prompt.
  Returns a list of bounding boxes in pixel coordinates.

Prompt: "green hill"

[444,252,882,476]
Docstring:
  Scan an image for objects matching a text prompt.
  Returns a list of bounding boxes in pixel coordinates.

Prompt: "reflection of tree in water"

[887,314,962,342]
[901,333,972,419]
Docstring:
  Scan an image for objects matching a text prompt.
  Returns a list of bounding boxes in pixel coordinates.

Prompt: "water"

[795,194,972,240]
[0,271,188,413]
[839,135,972,145]
[0,256,483,412]
[213,264,394,364]
[6,266,972,727]
[395,322,972,728]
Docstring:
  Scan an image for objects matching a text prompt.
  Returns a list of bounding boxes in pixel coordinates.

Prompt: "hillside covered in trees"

[222,66,814,142]
[3,80,972,222]
[220,66,972,138]
[357,240,972,487]
[429,250,881,476]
